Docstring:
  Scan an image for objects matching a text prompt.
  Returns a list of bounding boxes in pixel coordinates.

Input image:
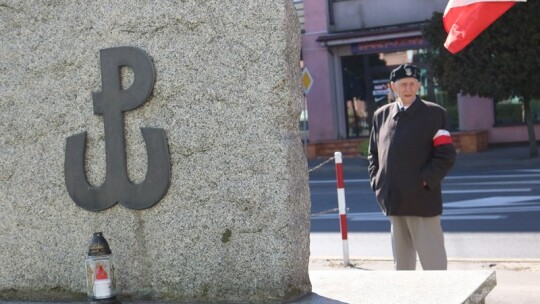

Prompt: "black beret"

[389,64,420,82]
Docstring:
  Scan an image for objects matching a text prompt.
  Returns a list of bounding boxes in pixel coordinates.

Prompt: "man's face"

[390,77,421,106]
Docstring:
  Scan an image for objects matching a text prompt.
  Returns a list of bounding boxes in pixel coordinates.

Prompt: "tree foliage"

[423,2,540,156]
[423,2,540,100]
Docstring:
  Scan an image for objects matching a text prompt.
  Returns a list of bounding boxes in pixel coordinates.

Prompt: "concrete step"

[295,270,496,304]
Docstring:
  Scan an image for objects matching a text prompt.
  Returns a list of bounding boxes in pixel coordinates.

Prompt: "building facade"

[300,0,540,152]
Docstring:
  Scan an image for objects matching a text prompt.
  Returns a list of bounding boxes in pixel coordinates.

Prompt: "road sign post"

[301,68,313,157]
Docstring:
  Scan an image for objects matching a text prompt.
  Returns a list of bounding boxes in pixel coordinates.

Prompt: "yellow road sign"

[302,67,313,95]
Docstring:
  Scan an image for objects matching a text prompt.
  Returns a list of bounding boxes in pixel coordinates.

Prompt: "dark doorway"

[341,56,369,138]
[341,54,392,138]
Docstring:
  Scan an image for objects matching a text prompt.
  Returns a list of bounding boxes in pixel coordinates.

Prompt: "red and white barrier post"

[334,151,350,265]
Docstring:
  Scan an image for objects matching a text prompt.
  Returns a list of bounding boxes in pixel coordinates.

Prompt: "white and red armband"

[433,129,453,147]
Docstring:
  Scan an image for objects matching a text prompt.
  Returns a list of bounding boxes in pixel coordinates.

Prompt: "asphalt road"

[309,166,540,233]
[308,162,540,259]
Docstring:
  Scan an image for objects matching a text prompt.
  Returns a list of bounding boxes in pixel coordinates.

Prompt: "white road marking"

[447,180,539,185]
[312,196,540,221]
[445,174,540,180]
[310,179,369,184]
[444,196,540,208]
[309,174,540,184]
[311,212,506,221]
[443,189,531,194]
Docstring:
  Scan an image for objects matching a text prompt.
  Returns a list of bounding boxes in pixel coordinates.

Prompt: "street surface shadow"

[291,292,348,304]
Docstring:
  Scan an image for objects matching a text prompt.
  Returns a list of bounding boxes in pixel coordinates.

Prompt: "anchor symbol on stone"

[65,47,170,211]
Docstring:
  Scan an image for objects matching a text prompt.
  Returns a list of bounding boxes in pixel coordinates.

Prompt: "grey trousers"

[389,215,447,270]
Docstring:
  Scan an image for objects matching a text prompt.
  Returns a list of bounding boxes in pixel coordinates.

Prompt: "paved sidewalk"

[451,144,540,172]
[305,258,540,304]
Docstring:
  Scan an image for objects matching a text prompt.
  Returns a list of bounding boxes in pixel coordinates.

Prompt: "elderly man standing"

[367,64,456,270]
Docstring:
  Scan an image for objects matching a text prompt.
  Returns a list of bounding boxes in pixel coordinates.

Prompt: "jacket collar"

[392,96,422,119]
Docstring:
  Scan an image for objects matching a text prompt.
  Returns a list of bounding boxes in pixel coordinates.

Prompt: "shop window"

[494,98,540,126]
[342,56,370,138]
[299,107,308,141]
[346,97,369,137]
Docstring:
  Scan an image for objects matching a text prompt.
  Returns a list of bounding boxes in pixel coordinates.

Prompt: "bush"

[495,103,522,125]
[445,104,459,131]
[358,140,369,157]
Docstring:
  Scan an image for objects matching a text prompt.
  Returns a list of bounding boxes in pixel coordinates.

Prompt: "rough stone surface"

[0,1,310,302]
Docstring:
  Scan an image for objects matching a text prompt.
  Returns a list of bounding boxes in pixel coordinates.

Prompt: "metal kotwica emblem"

[65,47,170,211]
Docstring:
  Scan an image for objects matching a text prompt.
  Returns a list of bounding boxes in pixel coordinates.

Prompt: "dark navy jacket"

[368,97,456,216]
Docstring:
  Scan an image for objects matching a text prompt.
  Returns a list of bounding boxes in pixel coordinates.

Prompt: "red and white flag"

[443,0,526,54]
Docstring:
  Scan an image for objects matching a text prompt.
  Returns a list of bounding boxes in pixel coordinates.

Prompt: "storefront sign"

[351,36,428,55]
